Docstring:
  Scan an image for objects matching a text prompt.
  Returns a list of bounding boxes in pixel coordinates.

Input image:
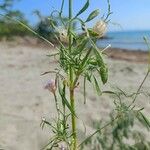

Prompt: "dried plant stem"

[128,69,150,108]
[78,116,119,148]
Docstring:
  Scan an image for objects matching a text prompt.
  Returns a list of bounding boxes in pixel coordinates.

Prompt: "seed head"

[93,20,107,38]
[58,28,69,44]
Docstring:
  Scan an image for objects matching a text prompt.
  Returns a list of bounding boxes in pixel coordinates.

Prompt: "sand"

[0,41,150,150]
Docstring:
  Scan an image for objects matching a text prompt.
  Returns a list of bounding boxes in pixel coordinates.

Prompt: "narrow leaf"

[58,81,77,117]
[93,76,101,95]
[88,29,99,37]
[75,0,89,18]
[91,42,108,84]
[140,112,150,129]
[102,91,116,95]
[80,47,92,70]
[46,53,59,57]
[136,112,150,130]
[72,38,88,55]
[99,64,108,84]
[86,9,100,22]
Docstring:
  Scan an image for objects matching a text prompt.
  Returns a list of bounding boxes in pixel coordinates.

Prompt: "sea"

[97,30,150,51]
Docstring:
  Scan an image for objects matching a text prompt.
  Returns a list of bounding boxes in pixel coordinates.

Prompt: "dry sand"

[0,41,150,150]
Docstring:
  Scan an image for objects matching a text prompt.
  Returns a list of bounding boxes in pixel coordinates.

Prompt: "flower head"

[58,28,69,44]
[44,79,57,94]
[93,20,107,38]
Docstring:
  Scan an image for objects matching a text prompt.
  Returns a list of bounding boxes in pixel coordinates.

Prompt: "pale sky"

[13,0,150,31]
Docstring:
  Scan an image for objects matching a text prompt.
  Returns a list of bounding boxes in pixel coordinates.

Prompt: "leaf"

[75,0,89,18]
[60,0,65,15]
[79,47,92,71]
[46,53,59,57]
[92,45,104,66]
[102,91,116,95]
[88,29,99,37]
[136,112,150,130]
[86,9,100,22]
[99,64,108,84]
[140,112,150,129]
[93,76,101,95]
[90,40,108,84]
[85,72,92,82]
[92,45,108,84]
[72,38,88,55]
[58,81,77,117]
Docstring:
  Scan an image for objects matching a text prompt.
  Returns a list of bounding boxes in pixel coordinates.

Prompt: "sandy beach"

[0,41,150,150]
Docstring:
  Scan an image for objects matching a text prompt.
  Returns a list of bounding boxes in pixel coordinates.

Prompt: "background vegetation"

[0,0,76,41]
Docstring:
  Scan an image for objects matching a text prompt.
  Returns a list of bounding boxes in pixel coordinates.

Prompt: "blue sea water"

[97,30,150,51]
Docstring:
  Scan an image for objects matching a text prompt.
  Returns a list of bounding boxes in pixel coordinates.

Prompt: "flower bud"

[58,141,68,150]
[44,79,57,94]
[58,28,69,44]
[93,20,107,38]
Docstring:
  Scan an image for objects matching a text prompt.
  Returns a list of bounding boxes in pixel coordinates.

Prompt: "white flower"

[93,20,107,38]
[44,79,56,94]
[58,28,69,44]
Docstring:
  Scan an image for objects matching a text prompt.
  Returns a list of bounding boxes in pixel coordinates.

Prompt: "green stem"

[54,93,60,120]
[70,88,77,149]
[69,0,77,149]
[62,84,67,132]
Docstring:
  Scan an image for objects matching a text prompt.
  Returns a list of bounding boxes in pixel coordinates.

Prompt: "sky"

[13,0,150,31]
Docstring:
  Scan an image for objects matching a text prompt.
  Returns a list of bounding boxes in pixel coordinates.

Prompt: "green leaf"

[88,29,99,37]
[58,81,76,117]
[86,9,100,22]
[91,42,108,84]
[60,0,65,15]
[92,44,104,66]
[87,73,92,82]
[79,47,92,71]
[140,112,150,129]
[93,50,108,84]
[75,0,89,18]
[99,64,108,84]
[136,112,150,130]
[46,53,59,57]
[102,91,116,95]
[72,38,88,55]
[93,76,101,95]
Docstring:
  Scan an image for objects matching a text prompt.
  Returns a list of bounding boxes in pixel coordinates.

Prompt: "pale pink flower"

[44,79,56,94]
[93,20,107,38]
[58,141,68,150]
